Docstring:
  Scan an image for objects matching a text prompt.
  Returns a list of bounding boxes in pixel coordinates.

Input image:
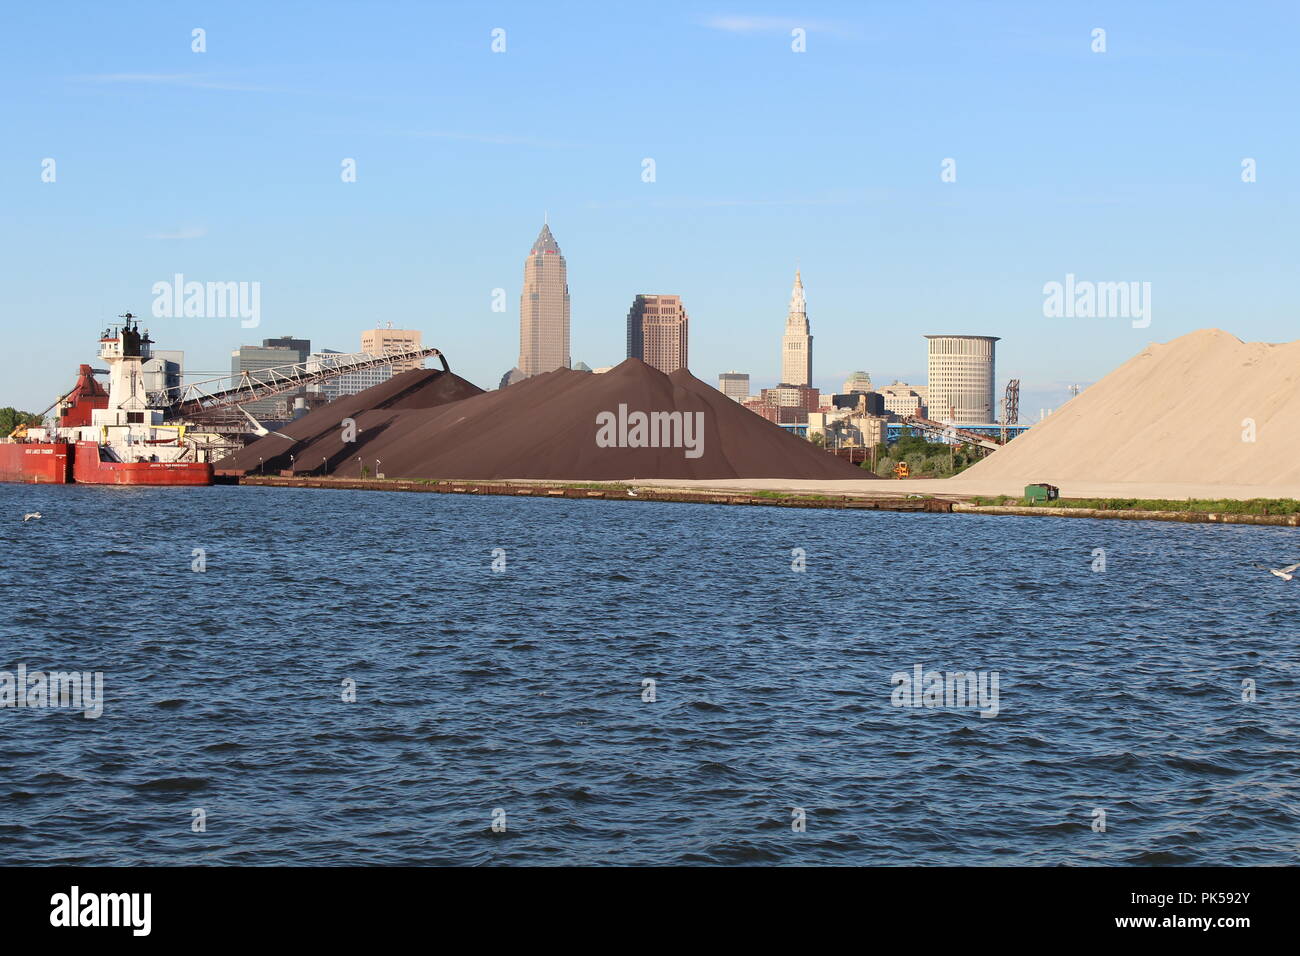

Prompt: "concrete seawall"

[953,503,1300,527]
[229,476,1299,527]
[231,475,953,512]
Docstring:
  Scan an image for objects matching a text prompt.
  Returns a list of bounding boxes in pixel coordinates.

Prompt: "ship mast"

[97,313,155,427]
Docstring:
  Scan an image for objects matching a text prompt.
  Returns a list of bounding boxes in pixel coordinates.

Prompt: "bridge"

[890,418,1031,448]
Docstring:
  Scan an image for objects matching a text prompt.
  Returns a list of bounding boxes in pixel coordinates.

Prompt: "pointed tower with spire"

[518,221,571,377]
[780,268,812,386]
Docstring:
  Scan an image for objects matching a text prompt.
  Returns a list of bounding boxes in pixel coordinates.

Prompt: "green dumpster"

[1024,483,1059,503]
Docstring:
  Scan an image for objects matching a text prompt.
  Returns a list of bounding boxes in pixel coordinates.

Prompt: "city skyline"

[22,218,1014,418]
[3,2,1294,418]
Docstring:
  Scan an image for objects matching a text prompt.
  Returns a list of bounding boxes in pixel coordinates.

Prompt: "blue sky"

[2,0,1296,414]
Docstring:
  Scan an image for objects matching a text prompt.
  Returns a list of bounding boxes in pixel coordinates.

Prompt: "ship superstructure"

[1,315,214,485]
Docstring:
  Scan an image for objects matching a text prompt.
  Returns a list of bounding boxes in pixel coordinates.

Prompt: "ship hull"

[72,442,212,485]
[0,443,73,483]
[5,325,215,488]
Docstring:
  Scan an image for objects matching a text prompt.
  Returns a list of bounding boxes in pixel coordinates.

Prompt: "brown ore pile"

[218,366,485,476]
[219,359,870,481]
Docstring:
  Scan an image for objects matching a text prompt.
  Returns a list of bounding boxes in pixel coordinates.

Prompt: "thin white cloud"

[400,129,579,149]
[703,15,838,34]
[586,191,888,210]
[147,226,207,240]
[76,73,289,93]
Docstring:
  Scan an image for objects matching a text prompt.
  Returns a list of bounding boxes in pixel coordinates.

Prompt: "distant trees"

[869,435,984,478]
[0,408,43,435]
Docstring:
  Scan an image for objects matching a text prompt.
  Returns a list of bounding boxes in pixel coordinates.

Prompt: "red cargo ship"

[0,317,213,486]
[0,442,72,483]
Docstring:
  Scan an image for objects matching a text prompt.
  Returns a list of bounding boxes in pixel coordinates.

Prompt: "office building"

[307,349,394,402]
[518,222,570,377]
[780,270,812,386]
[718,372,750,401]
[361,325,424,372]
[842,371,873,394]
[231,343,305,420]
[141,349,183,400]
[925,334,999,425]
[879,382,929,419]
[762,383,820,410]
[626,294,689,373]
[261,337,311,362]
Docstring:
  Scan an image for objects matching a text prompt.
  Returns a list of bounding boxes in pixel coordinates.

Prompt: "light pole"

[321,457,327,475]
[375,459,381,479]
[258,457,263,475]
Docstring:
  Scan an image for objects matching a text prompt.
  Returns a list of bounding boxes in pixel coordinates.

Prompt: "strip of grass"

[745,490,837,501]
[971,496,1300,515]
[411,479,636,492]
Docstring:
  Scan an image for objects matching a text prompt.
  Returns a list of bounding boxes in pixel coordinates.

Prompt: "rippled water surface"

[1,484,1297,865]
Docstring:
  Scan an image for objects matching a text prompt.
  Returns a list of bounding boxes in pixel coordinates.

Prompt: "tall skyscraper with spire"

[780,269,812,386]
[518,221,571,377]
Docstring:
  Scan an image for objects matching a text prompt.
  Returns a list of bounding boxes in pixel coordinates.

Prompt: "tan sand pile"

[963,329,1300,487]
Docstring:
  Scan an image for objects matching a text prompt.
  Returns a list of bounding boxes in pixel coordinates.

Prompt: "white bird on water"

[1253,561,1300,581]
[22,512,42,522]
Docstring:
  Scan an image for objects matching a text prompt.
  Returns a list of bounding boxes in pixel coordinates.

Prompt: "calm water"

[1,484,1297,866]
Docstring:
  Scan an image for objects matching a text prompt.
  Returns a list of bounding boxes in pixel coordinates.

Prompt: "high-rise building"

[141,349,183,400]
[780,270,813,386]
[361,325,424,372]
[718,372,749,401]
[925,334,999,425]
[842,371,872,394]
[518,222,570,377]
[257,337,312,418]
[626,294,688,373]
[261,337,311,362]
[232,343,303,420]
[745,376,820,425]
[306,350,395,402]
[879,382,928,419]
[760,384,820,419]
[307,350,344,400]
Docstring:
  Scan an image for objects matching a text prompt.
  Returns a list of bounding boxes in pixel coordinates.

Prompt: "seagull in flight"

[22,512,42,521]
[626,488,638,497]
[1254,561,1300,581]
